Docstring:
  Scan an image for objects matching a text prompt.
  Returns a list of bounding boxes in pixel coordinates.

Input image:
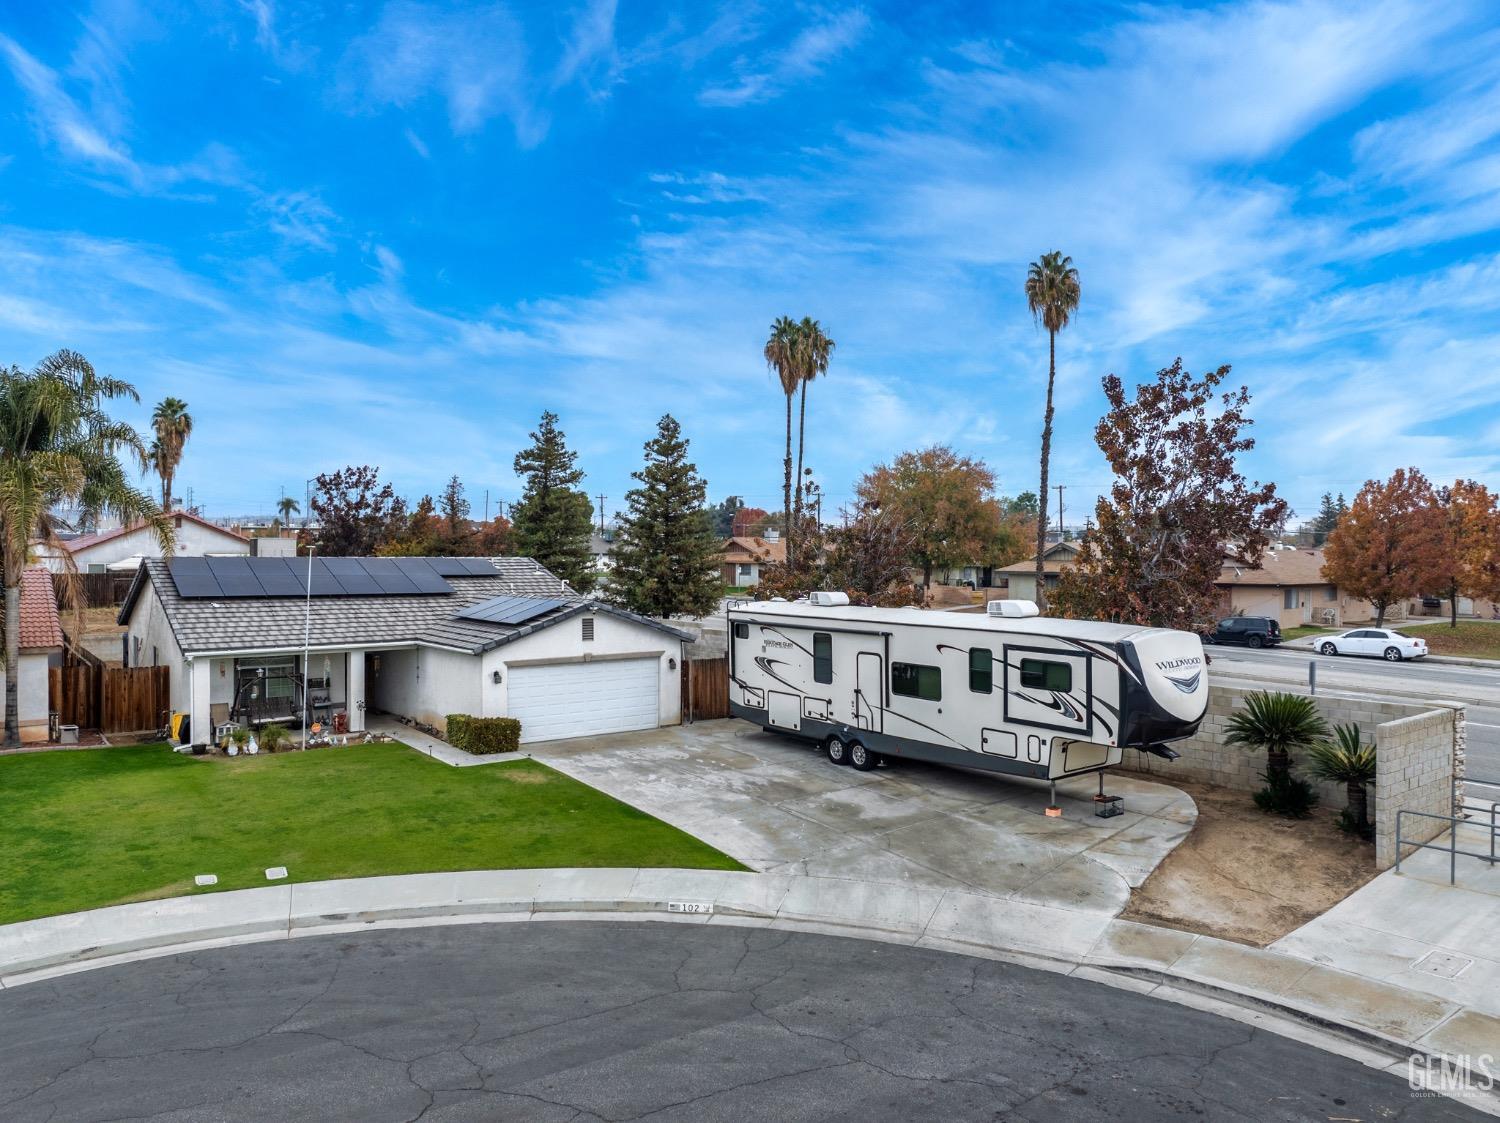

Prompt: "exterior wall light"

[492,670,502,684]
[668,657,677,671]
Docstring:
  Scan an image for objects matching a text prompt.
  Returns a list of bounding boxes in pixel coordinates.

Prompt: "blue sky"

[2,0,1498,526]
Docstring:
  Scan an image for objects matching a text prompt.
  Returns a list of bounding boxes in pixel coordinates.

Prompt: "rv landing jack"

[1044,780,1062,818]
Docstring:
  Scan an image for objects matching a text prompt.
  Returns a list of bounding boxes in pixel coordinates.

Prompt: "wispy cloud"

[553,0,619,93]
[254,190,339,252]
[700,7,870,107]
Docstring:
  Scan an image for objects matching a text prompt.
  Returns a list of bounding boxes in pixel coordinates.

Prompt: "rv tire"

[825,736,852,766]
[849,742,878,771]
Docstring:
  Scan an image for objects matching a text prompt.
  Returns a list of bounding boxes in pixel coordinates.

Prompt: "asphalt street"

[1208,644,1500,788]
[0,922,1487,1122]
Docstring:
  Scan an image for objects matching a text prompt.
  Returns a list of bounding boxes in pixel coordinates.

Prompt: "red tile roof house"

[10,569,65,742]
[719,535,786,588]
[34,511,251,575]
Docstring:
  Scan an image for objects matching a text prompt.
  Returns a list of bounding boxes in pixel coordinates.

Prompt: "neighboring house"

[1216,548,1384,628]
[118,555,693,746]
[4,569,66,741]
[719,534,785,588]
[992,540,1083,602]
[38,511,250,574]
[590,530,615,573]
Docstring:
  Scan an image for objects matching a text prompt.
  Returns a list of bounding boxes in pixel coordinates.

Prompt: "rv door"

[855,651,883,732]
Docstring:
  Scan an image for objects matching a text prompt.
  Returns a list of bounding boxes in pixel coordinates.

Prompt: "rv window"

[813,633,833,683]
[734,622,749,639]
[968,648,992,693]
[1019,658,1071,693]
[891,662,941,701]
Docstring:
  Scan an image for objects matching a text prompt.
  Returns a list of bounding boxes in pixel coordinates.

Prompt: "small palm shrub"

[228,725,250,755]
[258,723,292,753]
[1307,723,1377,838]
[1226,691,1329,817]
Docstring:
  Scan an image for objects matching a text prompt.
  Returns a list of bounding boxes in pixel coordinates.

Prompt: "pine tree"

[607,414,722,617]
[510,412,597,592]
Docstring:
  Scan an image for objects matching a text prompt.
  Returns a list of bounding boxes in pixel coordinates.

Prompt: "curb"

[1,870,1498,1112]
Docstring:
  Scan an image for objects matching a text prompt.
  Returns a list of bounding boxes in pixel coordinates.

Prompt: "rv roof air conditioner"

[988,600,1039,618]
[809,591,850,607]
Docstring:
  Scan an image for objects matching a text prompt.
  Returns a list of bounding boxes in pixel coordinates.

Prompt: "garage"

[507,658,661,744]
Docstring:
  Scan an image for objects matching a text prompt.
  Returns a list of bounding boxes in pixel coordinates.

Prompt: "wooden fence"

[49,665,170,734]
[51,571,135,608]
[681,656,729,722]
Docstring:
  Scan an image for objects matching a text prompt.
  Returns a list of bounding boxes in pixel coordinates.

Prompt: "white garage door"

[508,658,661,744]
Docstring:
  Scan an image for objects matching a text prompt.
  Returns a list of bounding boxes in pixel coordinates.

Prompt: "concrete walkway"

[364,715,532,768]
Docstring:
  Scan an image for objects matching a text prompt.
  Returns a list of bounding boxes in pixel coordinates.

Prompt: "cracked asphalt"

[0,922,1485,1122]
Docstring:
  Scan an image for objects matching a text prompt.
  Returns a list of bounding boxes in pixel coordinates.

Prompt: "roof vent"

[809,591,849,607]
[988,600,1039,618]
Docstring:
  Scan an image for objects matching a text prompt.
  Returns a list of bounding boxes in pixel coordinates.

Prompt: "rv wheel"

[825,736,850,766]
[849,742,878,771]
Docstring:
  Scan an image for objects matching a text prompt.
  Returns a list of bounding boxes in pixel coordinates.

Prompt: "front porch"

[187,647,378,747]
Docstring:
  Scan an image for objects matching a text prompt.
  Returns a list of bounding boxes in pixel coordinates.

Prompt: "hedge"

[445,714,522,755]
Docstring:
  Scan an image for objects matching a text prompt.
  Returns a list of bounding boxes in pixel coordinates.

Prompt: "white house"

[39,511,250,574]
[7,569,65,741]
[118,555,693,747]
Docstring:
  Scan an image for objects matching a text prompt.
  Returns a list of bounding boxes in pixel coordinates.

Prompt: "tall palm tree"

[763,317,800,551]
[277,495,299,530]
[150,396,192,510]
[792,317,834,563]
[0,351,170,746]
[1024,251,1080,614]
[1224,690,1329,792]
[1306,723,1377,835]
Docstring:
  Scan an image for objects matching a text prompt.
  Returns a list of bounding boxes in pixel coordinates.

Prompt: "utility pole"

[1054,485,1066,541]
[484,489,489,522]
[595,493,607,534]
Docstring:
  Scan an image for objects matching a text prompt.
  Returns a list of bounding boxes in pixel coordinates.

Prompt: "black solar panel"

[167,555,462,598]
[455,595,567,625]
[428,557,499,577]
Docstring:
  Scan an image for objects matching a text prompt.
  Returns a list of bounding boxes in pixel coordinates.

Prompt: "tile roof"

[993,541,1084,574]
[719,536,786,564]
[65,510,248,553]
[121,556,692,655]
[1216,548,1332,587]
[20,568,63,650]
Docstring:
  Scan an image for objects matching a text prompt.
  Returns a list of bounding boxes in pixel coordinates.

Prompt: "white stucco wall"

[478,611,683,728]
[368,646,480,730]
[126,587,185,703]
[0,651,59,740]
[44,518,249,573]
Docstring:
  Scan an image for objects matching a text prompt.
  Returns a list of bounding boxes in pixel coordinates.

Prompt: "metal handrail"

[1395,807,1499,885]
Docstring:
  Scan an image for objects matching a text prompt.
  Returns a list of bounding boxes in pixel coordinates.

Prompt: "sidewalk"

[1,866,1496,1112]
[364,715,533,768]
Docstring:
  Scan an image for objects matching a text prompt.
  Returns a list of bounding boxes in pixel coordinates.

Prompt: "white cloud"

[700,7,870,107]
[553,0,619,92]
[255,190,339,252]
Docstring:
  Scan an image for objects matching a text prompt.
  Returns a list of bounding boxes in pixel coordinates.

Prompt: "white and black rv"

[727,594,1208,779]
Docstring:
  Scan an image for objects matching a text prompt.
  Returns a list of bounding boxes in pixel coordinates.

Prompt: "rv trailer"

[727,594,1207,780]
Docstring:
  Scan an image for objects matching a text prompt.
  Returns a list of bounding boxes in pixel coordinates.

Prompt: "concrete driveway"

[531,719,1196,918]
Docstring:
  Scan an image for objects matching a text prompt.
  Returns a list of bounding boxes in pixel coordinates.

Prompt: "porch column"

[189,657,211,747]
[347,650,366,732]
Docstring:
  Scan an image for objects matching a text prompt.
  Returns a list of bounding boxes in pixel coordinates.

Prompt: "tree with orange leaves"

[1322,468,1445,627]
[1433,480,1500,625]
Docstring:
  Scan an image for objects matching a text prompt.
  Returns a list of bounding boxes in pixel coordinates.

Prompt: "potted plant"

[1306,723,1377,838]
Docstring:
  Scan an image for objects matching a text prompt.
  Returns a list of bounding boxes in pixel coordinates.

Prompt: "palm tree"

[791,318,834,562]
[150,396,192,510]
[763,317,801,551]
[1306,723,1377,834]
[277,495,299,531]
[0,351,170,746]
[1024,251,1080,614]
[1225,691,1329,792]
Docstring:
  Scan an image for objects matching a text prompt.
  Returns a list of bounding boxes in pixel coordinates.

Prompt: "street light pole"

[302,544,314,750]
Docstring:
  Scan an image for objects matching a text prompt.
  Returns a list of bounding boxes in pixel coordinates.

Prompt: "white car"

[1318,628,1427,662]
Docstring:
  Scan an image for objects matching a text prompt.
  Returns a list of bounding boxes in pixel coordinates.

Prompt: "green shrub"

[1252,770,1320,818]
[445,714,522,755]
[259,724,292,753]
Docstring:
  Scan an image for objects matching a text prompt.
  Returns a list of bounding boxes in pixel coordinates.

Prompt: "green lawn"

[1411,620,1500,660]
[0,743,745,925]
[1282,625,1337,641]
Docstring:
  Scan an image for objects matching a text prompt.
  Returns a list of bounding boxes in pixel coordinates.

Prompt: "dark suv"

[1205,616,1281,648]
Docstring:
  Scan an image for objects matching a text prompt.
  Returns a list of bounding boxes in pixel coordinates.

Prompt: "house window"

[734,622,749,639]
[891,662,941,701]
[737,563,753,581]
[582,617,595,642]
[1283,588,1297,609]
[813,633,832,684]
[969,648,992,693]
[1326,586,1338,602]
[1019,658,1071,693]
[235,655,297,710]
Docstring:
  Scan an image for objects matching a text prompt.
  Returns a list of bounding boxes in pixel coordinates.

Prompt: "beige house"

[992,540,1082,602]
[1216,548,1385,629]
[719,534,786,588]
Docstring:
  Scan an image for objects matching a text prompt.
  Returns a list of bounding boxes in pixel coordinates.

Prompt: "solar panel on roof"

[455,595,567,625]
[254,560,305,596]
[390,557,452,593]
[169,555,465,598]
[170,560,224,597]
